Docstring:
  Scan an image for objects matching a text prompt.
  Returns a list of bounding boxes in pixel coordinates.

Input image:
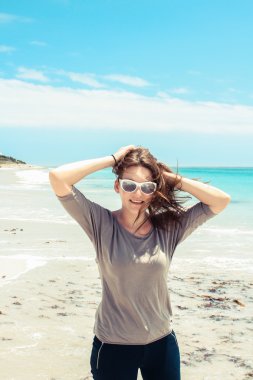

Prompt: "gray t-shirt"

[56,185,216,345]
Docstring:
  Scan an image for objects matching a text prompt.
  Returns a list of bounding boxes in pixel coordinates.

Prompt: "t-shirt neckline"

[111,212,154,240]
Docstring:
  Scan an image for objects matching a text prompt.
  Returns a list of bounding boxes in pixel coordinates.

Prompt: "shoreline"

[1,160,253,170]
[0,155,44,169]
[0,163,44,169]
[0,255,95,289]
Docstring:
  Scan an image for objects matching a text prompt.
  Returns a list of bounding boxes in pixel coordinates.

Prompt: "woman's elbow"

[209,194,231,214]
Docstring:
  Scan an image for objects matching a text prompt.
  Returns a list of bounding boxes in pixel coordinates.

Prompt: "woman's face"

[114,165,154,214]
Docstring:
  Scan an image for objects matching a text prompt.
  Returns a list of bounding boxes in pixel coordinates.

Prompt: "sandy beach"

[1,247,252,379]
[1,167,253,379]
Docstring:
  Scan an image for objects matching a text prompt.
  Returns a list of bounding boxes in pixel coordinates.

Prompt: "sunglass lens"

[122,180,136,192]
[141,183,156,194]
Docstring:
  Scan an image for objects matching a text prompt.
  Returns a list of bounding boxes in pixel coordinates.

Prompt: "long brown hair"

[112,146,191,233]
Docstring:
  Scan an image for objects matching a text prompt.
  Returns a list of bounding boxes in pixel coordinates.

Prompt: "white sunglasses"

[119,179,157,195]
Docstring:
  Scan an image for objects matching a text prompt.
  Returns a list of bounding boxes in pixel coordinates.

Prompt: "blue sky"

[0,0,253,166]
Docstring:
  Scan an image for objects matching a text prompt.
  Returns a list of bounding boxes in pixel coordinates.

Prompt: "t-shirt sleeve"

[55,185,106,245]
[173,201,217,247]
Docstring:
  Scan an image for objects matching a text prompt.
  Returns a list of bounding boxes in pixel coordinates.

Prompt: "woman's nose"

[134,186,142,196]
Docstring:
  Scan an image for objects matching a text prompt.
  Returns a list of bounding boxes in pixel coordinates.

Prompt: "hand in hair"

[155,161,182,189]
[113,145,136,163]
[162,171,182,189]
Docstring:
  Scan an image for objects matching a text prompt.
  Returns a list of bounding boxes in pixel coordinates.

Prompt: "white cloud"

[30,40,48,47]
[0,13,17,23]
[55,70,105,88]
[0,12,32,23]
[16,67,49,82]
[227,87,242,94]
[0,78,252,134]
[168,87,190,95]
[58,71,150,88]
[188,70,201,76]
[0,45,16,53]
[67,72,104,88]
[104,74,150,87]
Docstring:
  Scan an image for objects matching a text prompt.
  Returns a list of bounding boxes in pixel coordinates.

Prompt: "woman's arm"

[164,173,231,214]
[49,145,135,197]
[49,156,114,196]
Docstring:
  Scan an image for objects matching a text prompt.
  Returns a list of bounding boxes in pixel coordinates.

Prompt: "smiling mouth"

[130,200,144,204]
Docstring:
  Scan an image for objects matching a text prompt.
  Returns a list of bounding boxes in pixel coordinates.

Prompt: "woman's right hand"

[113,145,136,162]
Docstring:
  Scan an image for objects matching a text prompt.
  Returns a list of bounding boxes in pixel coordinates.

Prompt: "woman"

[49,145,231,380]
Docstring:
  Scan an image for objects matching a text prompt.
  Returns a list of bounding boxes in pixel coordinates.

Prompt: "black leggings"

[90,330,181,380]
